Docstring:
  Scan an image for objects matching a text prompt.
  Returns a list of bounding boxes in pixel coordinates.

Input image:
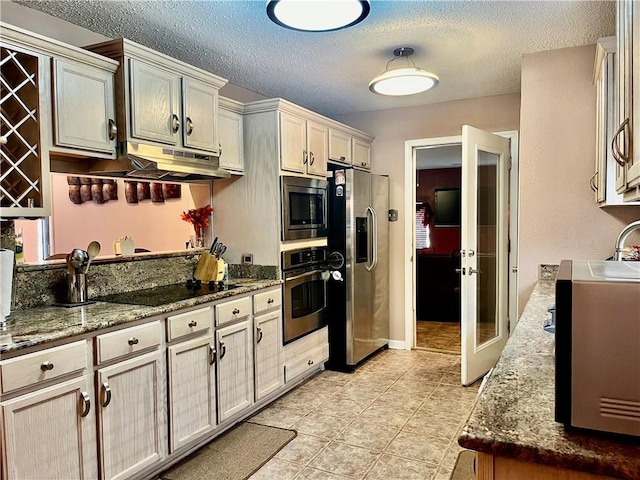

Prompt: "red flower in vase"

[181,204,213,238]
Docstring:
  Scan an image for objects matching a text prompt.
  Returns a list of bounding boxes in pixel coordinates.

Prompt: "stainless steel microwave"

[555,260,640,437]
[281,176,328,241]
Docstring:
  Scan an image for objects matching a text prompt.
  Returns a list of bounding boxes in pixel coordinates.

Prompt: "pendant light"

[266,0,370,32]
[369,47,439,96]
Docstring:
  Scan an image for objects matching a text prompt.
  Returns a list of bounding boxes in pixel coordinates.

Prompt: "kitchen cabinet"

[88,38,227,157]
[253,287,283,401]
[218,96,245,174]
[329,128,352,165]
[167,335,217,452]
[613,0,640,200]
[352,136,372,170]
[280,112,328,178]
[1,376,97,480]
[52,57,117,155]
[0,40,51,218]
[283,325,329,384]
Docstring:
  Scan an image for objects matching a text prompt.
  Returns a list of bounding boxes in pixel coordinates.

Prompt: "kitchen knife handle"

[101,382,111,408]
[171,114,180,134]
[256,327,263,344]
[108,119,117,141]
[219,341,226,360]
[79,391,91,417]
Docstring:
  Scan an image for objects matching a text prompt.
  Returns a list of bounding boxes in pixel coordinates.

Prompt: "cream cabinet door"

[97,351,165,480]
[626,0,640,189]
[167,336,217,452]
[1,376,97,480]
[53,58,116,154]
[279,111,306,174]
[216,320,253,422]
[329,128,352,165]
[353,137,371,169]
[182,77,219,154]
[129,58,180,145]
[218,107,244,173]
[306,120,328,178]
[254,310,284,401]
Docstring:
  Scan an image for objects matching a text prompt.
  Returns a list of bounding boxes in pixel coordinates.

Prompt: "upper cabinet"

[1,22,119,218]
[352,136,372,170]
[279,112,328,178]
[87,38,227,157]
[328,128,352,165]
[613,0,640,201]
[218,97,245,174]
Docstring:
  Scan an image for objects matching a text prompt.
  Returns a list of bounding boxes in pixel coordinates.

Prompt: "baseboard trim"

[387,340,409,350]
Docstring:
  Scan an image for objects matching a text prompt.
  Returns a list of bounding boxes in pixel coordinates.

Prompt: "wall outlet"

[241,253,253,264]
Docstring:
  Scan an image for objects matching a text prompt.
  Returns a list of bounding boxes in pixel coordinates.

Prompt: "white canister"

[0,249,15,321]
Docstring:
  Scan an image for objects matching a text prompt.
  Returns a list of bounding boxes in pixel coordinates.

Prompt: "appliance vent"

[600,397,640,421]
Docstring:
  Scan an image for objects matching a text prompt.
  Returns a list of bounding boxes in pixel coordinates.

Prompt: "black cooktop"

[96,281,242,307]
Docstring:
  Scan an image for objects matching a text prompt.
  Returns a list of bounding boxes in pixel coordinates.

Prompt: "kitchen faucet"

[614,219,640,261]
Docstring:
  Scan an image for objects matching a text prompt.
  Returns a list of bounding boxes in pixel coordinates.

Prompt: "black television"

[434,188,461,227]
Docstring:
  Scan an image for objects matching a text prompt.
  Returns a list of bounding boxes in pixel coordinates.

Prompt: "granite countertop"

[0,278,281,355]
[458,280,640,479]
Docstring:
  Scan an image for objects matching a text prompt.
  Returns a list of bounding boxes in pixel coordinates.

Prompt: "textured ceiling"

[12,0,615,118]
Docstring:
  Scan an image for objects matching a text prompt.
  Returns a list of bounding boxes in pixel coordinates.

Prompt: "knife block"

[194,253,219,281]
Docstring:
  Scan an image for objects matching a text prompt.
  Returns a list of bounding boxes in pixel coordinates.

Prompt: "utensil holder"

[67,273,88,304]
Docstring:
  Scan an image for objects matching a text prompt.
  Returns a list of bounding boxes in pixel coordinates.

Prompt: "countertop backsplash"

[539,264,559,280]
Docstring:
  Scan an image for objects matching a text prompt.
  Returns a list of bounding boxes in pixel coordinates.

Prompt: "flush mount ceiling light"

[369,47,439,96]
[266,0,370,32]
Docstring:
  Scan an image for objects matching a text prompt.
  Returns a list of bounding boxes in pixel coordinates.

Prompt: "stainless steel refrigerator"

[325,166,389,371]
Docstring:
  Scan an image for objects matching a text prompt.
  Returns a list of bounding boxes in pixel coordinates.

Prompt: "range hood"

[87,142,230,181]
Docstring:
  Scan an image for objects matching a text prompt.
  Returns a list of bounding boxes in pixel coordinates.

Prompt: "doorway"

[404,130,520,382]
[414,144,463,354]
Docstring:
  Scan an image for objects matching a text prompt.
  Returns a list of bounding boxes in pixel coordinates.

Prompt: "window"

[416,208,431,249]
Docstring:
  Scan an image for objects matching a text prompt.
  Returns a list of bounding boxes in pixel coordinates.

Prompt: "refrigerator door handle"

[366,206,378,271]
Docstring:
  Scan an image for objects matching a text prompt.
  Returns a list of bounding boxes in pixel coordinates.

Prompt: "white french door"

[461,125,511,385]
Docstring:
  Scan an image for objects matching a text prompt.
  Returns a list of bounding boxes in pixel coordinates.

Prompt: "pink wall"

[519,45,640,314]
[49,174,211,258]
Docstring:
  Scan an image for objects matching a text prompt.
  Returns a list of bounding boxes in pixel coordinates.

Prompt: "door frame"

[403,131,519,349]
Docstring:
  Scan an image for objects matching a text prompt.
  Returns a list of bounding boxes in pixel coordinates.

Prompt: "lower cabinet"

[97,351,166,480]
[254,310,284,401]
[216,320,254,422]
[1,376,97,480]
[167,335,217,452]
[284,326,329,384]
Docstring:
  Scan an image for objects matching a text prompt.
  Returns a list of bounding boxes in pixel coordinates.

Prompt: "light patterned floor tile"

[309,442,380,478]
[295,467,354,479]
[364,454,438,480]
[334,420,399,452]
[294,412,353,440]
[384,430,451,464]
[248,457,303,480]
[358,403,414,428]
[275,433,330,465]
[248,405,309,429]
[314,394,372,418]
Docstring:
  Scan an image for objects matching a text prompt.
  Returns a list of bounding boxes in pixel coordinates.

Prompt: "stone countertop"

[458,280,640,479]
[0,278,281,355]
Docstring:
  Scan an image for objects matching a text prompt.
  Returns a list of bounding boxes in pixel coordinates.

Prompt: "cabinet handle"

[186,117,194,136]
[232,308,240,315]
[108,119,117,141]
[79,391,91,417]
[219,143,223,157]
[267,298,274,304]
[128,337,139,345]
[589,172,597,192]
[611,118,629,167]
[361,162,367,167]
[171,114,180,133]
[256,327,263,344]
[209,345,216,365]
[101,382,111,408]
[219,341,226,359]
[303,150,308,164]
[188,320,198,328]
[40,361,54,371]
[339,156,346,161]
[307,360,314,366]
[309,151,315,165]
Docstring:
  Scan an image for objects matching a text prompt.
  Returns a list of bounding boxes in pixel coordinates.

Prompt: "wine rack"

[1,45,50,217]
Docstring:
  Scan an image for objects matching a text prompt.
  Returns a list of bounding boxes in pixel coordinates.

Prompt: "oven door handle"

[285,269,325,283]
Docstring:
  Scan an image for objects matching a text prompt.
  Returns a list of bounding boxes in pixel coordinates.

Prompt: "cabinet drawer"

[253,288,281,315]
[284,343,328,384]
[167,306,212,341]
[0,341,87,394]
[284,326,328,363]
[96,321,162,364]
[215,297,251,326]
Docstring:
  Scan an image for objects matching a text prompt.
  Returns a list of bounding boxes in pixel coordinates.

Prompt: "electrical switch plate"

[241,253,253,264]
[388,209,398,222]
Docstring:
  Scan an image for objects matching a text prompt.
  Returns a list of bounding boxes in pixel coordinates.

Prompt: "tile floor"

[247,349,479,480]
[415,321,461,353]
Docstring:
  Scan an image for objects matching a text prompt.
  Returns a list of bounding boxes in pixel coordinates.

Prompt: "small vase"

[193,224,205,249]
